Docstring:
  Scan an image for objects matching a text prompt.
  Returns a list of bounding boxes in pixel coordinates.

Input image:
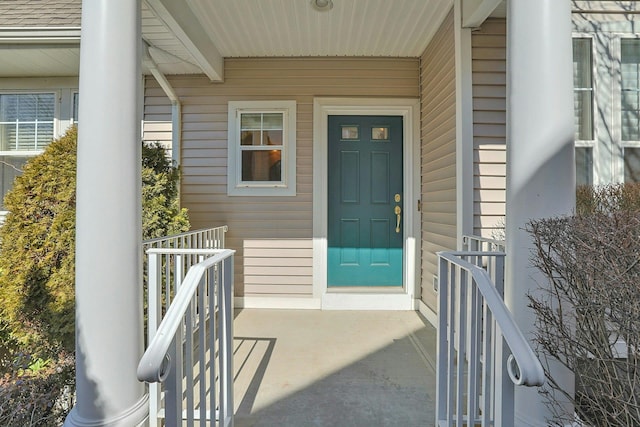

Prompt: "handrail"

[137,248,234,383]
[142,225,228,246]
[439,251,544,387]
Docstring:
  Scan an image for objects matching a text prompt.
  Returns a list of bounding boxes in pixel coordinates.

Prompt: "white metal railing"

[138,248,235,427]
[141,226,229,427]
[462,234,505,252]
[436,250,544,427]
[143,226,228,254]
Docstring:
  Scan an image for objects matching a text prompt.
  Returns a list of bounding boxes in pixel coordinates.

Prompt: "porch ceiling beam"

[462,0,503,28]
[143,0,224,82]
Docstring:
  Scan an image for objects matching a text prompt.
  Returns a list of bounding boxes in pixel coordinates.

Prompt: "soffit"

[187,0,454,58]
[491,1,506,18]
[141,2,202,75]
[0,46,79,77]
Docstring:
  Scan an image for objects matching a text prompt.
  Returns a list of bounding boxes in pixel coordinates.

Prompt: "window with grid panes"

[573,38,594,186]
[227,101,296,196]
[0,93,56,210]
[621,39,640,182]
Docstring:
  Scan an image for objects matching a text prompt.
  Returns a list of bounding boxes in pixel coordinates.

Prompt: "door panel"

[328,115,403,287]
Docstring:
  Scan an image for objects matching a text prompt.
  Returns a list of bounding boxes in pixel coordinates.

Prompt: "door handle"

[394,206,402,233]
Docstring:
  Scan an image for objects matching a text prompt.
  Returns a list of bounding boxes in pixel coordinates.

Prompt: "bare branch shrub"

[527,184,640,426]
[0,353,74,426]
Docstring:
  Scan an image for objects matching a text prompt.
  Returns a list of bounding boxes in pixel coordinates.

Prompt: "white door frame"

[312,97,421,310]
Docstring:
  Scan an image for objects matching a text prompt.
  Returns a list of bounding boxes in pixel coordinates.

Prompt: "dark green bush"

[0,128,189,359]
[0,129,77,357]
[142,142,189,240]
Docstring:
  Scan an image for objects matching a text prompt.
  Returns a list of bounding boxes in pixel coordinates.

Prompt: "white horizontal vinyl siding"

[148,58,419,298]
[420,9,457,312]
[472,18,506,238]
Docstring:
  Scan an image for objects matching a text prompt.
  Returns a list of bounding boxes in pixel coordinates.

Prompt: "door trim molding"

[312,97,421,310]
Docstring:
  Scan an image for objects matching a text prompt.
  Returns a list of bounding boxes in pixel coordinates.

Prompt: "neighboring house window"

[573,38,594,186]
[0,93,56,210]
[227,101,296,196]
[621,39,640,182]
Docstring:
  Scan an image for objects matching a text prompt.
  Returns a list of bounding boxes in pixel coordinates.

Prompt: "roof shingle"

[0,0,81,27]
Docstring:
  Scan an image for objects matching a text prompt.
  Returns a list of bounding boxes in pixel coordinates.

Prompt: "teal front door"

[328,115,403,287]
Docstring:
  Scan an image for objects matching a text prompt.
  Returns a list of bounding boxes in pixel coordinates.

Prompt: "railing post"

[148,252,161,427]
[435,257,449,424]
[494,331,514,426]
[467,278,480,425]
[165,331,183,427]
[219,255,235,427]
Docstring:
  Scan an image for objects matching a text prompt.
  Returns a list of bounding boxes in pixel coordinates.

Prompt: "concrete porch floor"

[232,309,438,427]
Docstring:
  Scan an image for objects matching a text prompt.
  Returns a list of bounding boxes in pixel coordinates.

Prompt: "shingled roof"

[0,0,81,27]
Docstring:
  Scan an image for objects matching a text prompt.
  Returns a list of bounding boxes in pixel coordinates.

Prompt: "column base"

[63,393,148,427]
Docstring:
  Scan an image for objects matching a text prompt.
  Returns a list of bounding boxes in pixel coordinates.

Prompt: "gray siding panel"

[420,9,457,312]
[148,58,419,298]
[472,18,506,238]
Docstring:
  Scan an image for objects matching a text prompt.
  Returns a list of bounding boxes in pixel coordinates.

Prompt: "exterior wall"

[142,76,172,151]
[472,18,506,238]
[146,58,420,297]
[469,6,640,239]
[420,10,457,312]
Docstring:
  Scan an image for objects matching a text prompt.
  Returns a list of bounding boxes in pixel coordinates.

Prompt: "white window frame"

[573,34,598,185]
[0,91,58,154]
[0,84,77,215]
[614,35,640,182]
[227,100,296,196]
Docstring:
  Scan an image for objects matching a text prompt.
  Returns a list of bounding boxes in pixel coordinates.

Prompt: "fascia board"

[462,0,502,28]
[0,27,81,43]
[144,0,224,82]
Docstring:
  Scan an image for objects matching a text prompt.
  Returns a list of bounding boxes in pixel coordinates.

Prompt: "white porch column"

[64,1,148,426]
[506,0,575,426]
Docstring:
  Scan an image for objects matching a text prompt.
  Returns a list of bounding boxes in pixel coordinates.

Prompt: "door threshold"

[327,286,405,294]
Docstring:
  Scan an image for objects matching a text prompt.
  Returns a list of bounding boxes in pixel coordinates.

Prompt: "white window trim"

[573,34,598,185]
[614,35,640,181]
[573,34,597,147]
[227,100,296,196]
[0,91,58,155]
[0,85,77,210]
[0,87,78,154]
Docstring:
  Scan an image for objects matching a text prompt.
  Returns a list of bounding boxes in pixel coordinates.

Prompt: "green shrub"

[0,129,77,357]
[142,142,190,240]
[0,128,189,359]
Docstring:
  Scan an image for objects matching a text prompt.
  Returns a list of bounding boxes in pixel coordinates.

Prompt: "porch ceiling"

[0,0,456,79]
[187,0,454,58]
